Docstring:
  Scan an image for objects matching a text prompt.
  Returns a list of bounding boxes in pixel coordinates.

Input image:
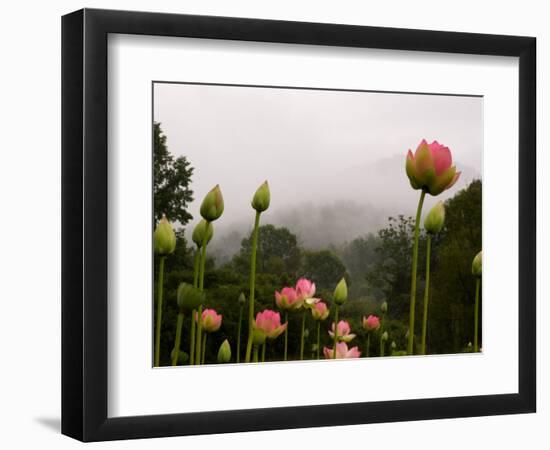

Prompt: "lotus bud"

[238,292,247,305]
[192,219,213,247]
[424,201,445,234]
[217,339,232,363]
[154,214,176,255]
[380,301,388,314]
[304,329,309,339]
[200,185,224,222]
[472,250,482,277]
[362,315,381,332]
[170,349,189,365]
[391,341,397,350]
[381,331,389,341]
[333,277,348,306]
[176,282,204,314]
[405,139,461,196]
[251,180,270,213]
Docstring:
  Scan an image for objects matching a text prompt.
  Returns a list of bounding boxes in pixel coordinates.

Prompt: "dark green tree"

[232,224,302,277]
[153,122,194,226]
[300,249,347,292]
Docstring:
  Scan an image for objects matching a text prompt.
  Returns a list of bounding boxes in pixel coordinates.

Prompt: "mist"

[154,82,482,261]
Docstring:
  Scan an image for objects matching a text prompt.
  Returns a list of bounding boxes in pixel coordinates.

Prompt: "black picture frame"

[61,8,536,442]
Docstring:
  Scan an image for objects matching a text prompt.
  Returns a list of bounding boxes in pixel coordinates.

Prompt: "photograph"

[152,82,483,367]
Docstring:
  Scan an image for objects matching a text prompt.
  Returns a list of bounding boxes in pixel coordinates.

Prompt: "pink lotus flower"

[275,287,303,310]
[362,315,381,332]
[323,342,361,359]
[311,301,330,321]
[296,278,316,301]
[201,308,222,333]
[329,320,356,342]
[405,139,461,196]
[254,309,287,340]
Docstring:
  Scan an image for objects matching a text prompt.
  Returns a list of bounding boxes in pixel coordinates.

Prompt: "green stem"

[366,333,370,357]
[261,342,266,362]
[154,256,165,367]
[474,278,481,352]
[380,334,385,357]
[253,345,259,363]
[283,311,289,361]
[316,321,320,360]
[189,250,200,365]
[332,305,339,359]
[201,333,207,365]
[407,190,426,355]
[172,312,184,366]
[300,309,306,360]
[236,305,243,363]
[420,234,432,355]
[189,311,196,365]
[195,230,209,365]
[193,248,200,288]
[245,211,261,363]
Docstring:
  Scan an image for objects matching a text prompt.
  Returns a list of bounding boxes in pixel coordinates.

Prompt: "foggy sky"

[153,83,482,260]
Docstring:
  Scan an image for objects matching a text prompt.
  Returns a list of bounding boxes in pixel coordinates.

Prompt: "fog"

[154,83,482,261]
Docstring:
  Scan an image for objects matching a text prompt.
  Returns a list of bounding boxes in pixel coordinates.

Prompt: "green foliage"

[301,250,348,292]
[232,224,302,277]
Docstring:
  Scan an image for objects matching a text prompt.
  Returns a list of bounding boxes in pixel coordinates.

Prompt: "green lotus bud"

[391,341,397,349]
[304,329,309,339]
[380,301,388,314]
[154,214,176,255]
[424,201,445,234]
[192,219,214,247]
[333,277,348,306]
[200,185,224,222]
[381,331,389,341]
[472,250,482,277]
[217,339,232,363]
[176,283,204,314]
[238,292,247,305]
[251,180,270,213]
[170,349,189,365]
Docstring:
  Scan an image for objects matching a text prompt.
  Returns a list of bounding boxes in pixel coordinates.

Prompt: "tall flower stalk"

[420,201,445,355]
[236,293,246,363]
[332,278,348,359]
[195,186,224,365]
[153,215,176,366]
[245,181,270,363]
[405,139,460,355]
[173,283,203,367]
[296,278,317,361]
[311,302,329,360]
[362,315,380,357]
[275,286,302,361]
[472,251,482,352]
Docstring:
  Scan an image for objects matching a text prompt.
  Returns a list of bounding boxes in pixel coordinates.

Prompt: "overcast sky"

[153,82,482,258]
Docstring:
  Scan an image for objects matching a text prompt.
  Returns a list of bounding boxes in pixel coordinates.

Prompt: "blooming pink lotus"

[311,301,329,321]
[201,309,222,333]
[296,278,316,302]
[275,287,303,310]
[323,342,361,359]
[362,315,381,332]
[406,139,461,196]
[254,309,287,340]
[329,320,356,342]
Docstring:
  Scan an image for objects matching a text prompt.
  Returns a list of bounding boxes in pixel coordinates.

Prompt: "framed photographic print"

[61,8,536,442]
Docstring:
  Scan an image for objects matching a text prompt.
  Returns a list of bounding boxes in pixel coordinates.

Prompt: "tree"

[300,250,347,292]
[232,224,302,277]
[153,122,194,227]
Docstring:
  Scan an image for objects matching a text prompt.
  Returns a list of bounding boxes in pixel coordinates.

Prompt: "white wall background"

[0,0,545,448]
